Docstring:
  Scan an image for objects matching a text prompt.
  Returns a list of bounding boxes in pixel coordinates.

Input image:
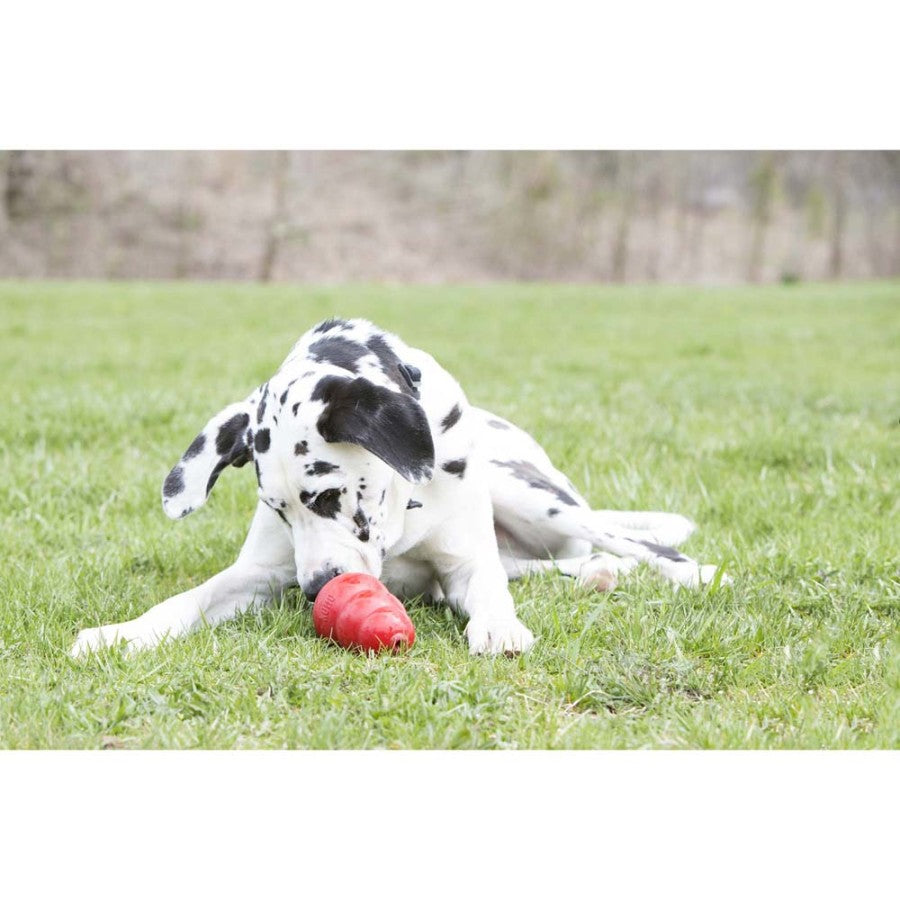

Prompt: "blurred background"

[1,150,898,284]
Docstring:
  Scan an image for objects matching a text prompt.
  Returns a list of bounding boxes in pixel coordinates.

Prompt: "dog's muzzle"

[301,566,342,602]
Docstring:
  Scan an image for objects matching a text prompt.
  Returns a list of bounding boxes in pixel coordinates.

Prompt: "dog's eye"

[306,488,342,519]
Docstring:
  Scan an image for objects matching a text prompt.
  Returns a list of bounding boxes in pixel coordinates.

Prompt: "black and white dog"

[72,318,728,657]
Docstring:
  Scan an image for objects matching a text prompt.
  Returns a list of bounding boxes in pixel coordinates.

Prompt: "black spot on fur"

[256,383,269,424]
[163,465,185,497]
[487,419,511,430]
[406,499,423,510]
[353,508,370,542]
[292,402,301,416]
[294,441,308,456]
[183,433,206,460]
[254,428,271,453]
[441,404,462,433]
[206,455,242,498]
[306,460,340,476]
[639,540,688,562]
[300,490,314,505]
[364,335,418,397]
[441,458,467,478]
[309,336,369,373]
[313,318,348,334]
[309,488,342,519]
[199,412,254,498]
[216,412,251,455]
[547,507,560,517]
[279,389,289,406]
[275,508,290,527]
[490,459,579,506]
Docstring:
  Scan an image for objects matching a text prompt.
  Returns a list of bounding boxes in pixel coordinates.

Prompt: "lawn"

[0,279,897,749]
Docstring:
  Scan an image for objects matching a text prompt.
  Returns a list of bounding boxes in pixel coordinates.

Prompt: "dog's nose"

[302,566,342,602]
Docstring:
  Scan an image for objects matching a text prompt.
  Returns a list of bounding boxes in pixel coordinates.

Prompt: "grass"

[0,279,898,749]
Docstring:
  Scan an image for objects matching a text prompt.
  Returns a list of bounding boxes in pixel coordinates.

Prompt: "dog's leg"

[484,449,729,588]
[559,507,729,588]
[589,510,697,547]
[381,556,445,604]
[477,406,699,553]
[422,485,535,655]
[71,503,296,656]
[444,558,536,655]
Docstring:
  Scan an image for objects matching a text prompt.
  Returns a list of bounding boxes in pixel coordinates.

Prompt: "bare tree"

[611,152,634,282]
[258,150,292,282]
[643,152,664,281]
[4,150,33,221]
[747,153,778,282]
[0,151,8,233]
[828,153,847,280]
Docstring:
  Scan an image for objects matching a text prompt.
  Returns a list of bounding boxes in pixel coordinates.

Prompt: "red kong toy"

[312,573,415,653]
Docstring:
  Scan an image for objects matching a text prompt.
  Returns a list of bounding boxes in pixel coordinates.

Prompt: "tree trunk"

[611,152,634,282]
[747,153,777,282]
[4,150,33,221]
[829,154,846,279]
[258,150,291,282]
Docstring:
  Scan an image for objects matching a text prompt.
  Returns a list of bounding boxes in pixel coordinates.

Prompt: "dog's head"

[161,367,434,597]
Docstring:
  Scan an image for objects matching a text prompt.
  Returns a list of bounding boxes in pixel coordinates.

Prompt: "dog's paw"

[577,556,618,593]
[656,558,733,589]
[575,553,638,592]
[70,625,126,658]
[465,615,535,655]
[70,623,164,658]
[578,568,618,593]
[699,564,733,587]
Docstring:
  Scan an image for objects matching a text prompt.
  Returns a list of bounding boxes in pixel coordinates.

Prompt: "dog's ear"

[161,399,255,519]
[315,376,435,484]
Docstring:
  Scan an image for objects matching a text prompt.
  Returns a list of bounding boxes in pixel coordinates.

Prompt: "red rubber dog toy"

[312,573,415,653]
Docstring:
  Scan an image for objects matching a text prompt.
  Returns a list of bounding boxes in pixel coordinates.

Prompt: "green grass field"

[1,280,898,749]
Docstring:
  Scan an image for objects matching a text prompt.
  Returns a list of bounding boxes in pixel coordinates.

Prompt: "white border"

[3,752,897,896]
[3,1,898,148]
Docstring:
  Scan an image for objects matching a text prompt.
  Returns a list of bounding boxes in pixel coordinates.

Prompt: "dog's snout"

[302,566,342,602]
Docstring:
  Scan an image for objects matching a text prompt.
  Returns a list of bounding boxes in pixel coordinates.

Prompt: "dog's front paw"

[465,616,535,655]
[70,615,177,658]
[70,625,126,658]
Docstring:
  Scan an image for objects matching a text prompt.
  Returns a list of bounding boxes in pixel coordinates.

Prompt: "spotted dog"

[72,318,729,657]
